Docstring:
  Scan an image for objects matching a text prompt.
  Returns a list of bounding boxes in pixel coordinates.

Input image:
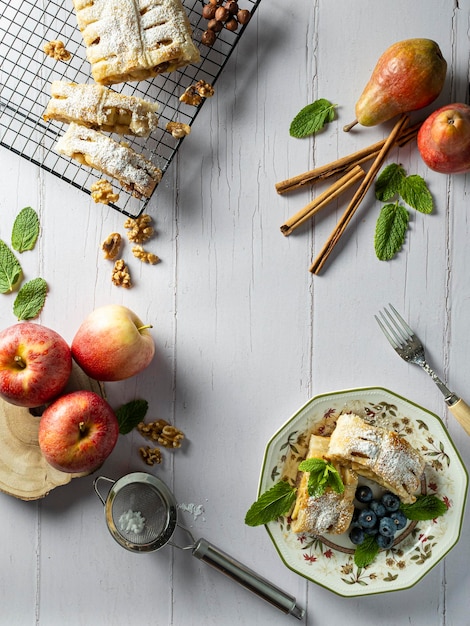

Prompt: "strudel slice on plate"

[72,0,201,85]
[328,413,425,504]
[55,123,162,199]
[44,81,159,137]
[291,434,358,535]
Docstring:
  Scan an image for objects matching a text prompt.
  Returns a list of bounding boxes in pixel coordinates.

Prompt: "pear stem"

[343,119,358,132]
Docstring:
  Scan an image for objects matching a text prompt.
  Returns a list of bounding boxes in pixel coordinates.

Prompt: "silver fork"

[375,303,470,436]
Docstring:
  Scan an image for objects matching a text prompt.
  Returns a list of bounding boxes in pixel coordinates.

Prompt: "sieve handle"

[93,476,116,505]
[192,538,304,620]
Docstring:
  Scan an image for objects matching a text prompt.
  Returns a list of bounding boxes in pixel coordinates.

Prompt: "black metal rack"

[0,0,260,216]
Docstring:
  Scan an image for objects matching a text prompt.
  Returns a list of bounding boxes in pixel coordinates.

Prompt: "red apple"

[0,322,72,408]
[71,305,155,381]
[38,390,119,473]
[417,102,470,173]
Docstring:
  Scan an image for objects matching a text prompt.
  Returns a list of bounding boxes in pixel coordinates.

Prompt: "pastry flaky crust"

[44,81,159,137]
[72,0,201,85]
[291,434,358,535]
[328,414,426,504]
[55,123,162,199]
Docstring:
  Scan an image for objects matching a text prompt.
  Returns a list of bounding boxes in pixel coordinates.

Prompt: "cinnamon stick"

[280,164,366,236]
[275,121,420,195]
[309,114,409,275]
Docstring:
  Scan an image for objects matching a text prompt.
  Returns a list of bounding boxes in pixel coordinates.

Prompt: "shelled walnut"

[179,80,215,106]
[137,419,185,449]
[91,179,119,205]
[111,259,132,288]
[101,232,122,260]
[139,446,162,466]
[132,245,160,265]
[166,121,191,139]
[43,40,71,61]
[124,214,154,243]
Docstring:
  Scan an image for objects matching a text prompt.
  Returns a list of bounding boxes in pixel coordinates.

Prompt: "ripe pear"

[417,103,470,174]
[344,39,447,131]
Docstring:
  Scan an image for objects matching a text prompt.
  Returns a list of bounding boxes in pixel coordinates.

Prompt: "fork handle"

[448,398,470,436]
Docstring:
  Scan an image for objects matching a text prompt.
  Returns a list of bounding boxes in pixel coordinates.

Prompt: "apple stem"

[137,324,153,332]
[79,422,88,437]
[14,355,26,370]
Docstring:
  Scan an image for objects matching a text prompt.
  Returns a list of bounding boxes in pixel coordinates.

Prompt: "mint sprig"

[0,239,22,293]
[400,494,448,520]
[354,534,380,568]
[289,99,336,138]
[116,399,149,435]
[245,481,297,527]
[13,277,48,320]
[374,164,433,261]
[298,457,344,498]
[11,206,40,253]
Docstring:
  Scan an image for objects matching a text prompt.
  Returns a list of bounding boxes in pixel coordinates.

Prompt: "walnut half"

[101,232,122,260]
[124,214,154,243]
[137,419,185,449]
[111,259,132,288]
[43,40,71,62]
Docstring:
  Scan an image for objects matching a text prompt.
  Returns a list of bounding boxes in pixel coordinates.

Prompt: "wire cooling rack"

[0,0,260,217]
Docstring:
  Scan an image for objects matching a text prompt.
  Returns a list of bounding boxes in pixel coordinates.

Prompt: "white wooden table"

[1,1,470,624]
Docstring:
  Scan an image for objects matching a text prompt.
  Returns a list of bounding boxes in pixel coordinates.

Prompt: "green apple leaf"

[374,202,409,261]
[11,206,40,252]
[13,277,48,320]
[245,481,297,526]
[0,239,22,293]
[399,175,433,214]
[289,99,337,138]
[116,399,149,435]
[375,163,406,201]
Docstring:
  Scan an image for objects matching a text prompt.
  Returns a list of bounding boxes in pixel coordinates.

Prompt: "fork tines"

[374,303,415,350]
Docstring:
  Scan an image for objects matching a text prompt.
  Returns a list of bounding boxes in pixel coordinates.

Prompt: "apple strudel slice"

[328,413,425,504]
[55,123,162,199]
[44,81,159,137]
[291,434,358,535]
[72,0,201,85]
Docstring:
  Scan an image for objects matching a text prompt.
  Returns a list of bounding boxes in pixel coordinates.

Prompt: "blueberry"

[349,526,365,545]
[376,533,394,549]
[370,500,386,518]
[357,509,377,529]
[381,492,400,512]
[379,516,396,537]
[355,485,373,503]
[390,510,407,531]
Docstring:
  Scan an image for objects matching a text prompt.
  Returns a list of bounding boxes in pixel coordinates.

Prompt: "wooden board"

[0,363,105,500]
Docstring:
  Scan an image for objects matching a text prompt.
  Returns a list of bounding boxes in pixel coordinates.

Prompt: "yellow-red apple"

[71,305,155,381]
[417,103,470,173]
[38,390,119,473]
[0,322,72,408]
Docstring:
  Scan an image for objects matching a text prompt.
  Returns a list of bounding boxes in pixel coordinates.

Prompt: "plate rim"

[259,386,469,597]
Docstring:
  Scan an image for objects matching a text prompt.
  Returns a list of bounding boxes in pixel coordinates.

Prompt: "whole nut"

[207,18,223,32]
[201,29,217,46]
[225,1,239,14]
[214,6,230,22]
[225,17,238,31]
[237,8,251,24]
[202,3,217,18]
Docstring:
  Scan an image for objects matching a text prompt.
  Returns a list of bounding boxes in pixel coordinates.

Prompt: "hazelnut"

[225,1,239,14]
[207,18,223,32]
[214,6,230,22]
[209,0,220,4]
[201,29,217,46]
[202,3,217,19]
[225,17,238,31]
[237,8,251,24]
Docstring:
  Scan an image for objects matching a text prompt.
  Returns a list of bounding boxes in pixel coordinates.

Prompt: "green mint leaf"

[354,534,380,568]
[400,494,448,521]
[11,206,40,252]
[375,163,406,201]
[374,202,409,261]
[0,239,22,293]
[399,175,433,214]
[245,481,297,526]
[289,99,336,138]
[13,277,48,320]
[115,399,149,435]
[299,457,344,497]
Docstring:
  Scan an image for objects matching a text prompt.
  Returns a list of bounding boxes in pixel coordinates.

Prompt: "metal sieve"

[94,472,304,620]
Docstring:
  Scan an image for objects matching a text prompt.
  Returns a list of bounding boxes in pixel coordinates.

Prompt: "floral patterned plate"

[259,387,468,597]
